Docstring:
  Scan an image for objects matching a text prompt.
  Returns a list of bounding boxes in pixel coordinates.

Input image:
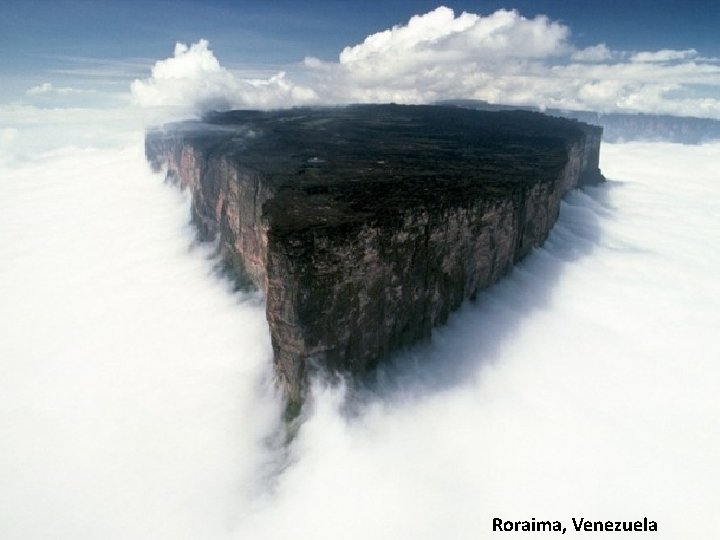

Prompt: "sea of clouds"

[2,5,720,540]
[2,130,718,540]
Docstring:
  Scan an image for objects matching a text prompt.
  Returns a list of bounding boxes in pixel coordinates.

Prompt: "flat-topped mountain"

[145,104,603,410]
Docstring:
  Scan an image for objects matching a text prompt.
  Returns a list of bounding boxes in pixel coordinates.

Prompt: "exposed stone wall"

[145,136,273,287]
[264,138,601,402]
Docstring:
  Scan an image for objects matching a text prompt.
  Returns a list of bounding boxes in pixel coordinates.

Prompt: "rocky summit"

[145,104,604,409]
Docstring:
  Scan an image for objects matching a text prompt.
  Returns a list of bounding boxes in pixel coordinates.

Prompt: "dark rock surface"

[145,104,603,406]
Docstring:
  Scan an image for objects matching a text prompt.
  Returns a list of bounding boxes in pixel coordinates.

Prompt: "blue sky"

[2,0,720,117]
[4,0,719,65]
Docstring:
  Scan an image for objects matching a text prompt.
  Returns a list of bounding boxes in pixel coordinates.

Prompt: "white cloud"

[307,7,572,104]
[21,81,125,113]
[631,48,698,63]
[298,7,720,118]
[26,82,55,95]
[125,8,720,120]
[0,142,281,539]
[26,82,94,96]
[0,102,144,164]
[130,39,317,117]
[339,7,570,68]
[2,5,719,126]
[571,43,612,62]
[4,134,718,539]
[0,128,19,165]
[239,142,720,539]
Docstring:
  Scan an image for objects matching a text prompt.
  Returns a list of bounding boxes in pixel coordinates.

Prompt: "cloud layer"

[2,132,718,539]
[231,141,720,539]
[128,7,720,119]
[0,143,283,539]
[2,5,720,539]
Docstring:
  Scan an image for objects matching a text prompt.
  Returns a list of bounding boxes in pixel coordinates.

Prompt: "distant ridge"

[439,99,720,144]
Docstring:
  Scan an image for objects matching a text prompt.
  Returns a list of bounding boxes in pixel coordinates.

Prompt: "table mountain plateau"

[145,104,604,409]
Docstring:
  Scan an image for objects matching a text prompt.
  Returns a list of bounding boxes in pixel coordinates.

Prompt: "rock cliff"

[145,104,603,407]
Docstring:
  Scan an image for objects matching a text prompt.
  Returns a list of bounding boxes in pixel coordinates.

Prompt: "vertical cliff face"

[264,198,518,400]
[146,132,274,287]
[146,105,603,405]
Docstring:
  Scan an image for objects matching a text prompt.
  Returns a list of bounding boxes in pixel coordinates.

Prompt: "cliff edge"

[145,104,603,407]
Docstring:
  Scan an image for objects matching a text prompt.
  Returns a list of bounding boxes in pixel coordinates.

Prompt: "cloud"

[339,7,570,66]
[26,82,56,95]
[304,7,572,104]
[130,39,317,117]
[238,141,720,539]
[26,82,94,96]
[21,81,126,113]
[126,7,720,120]
[6,6,720,124]
[303,8,712,118]
[0,128,19,165]
[4,23,720,536]
[631,48,698,63]
[0,141,282,539]
[571,43,612,62]
[0,102,142,162]
[4,115,719,538]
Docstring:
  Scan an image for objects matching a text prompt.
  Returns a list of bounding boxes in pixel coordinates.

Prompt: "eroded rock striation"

[145,104,603,406]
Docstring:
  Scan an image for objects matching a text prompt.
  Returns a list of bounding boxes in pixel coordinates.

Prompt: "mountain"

[145,104,603,411]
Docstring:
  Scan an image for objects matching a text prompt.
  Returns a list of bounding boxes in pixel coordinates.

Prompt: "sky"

[2,0,720,119]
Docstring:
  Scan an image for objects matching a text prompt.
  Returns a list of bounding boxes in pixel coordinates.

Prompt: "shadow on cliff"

[335,180,622,412]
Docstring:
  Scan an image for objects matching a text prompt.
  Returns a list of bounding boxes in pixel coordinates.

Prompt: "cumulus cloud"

[305,6,720,116]
[126,8,720,120]
[130,39,317,117]
[339,7,570,65]
[303,7,572,104]
[8,6,720,123]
